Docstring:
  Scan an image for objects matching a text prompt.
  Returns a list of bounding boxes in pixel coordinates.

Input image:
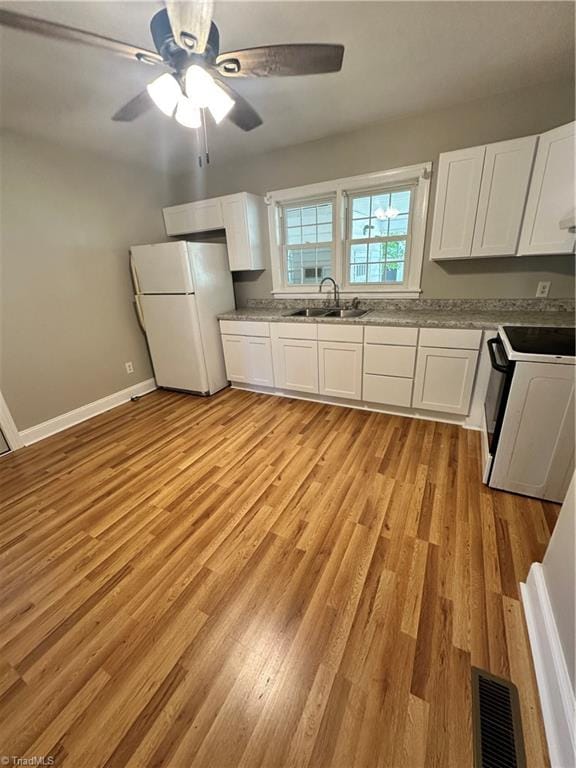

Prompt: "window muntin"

[347,188,412,285]
[282,199,334,285]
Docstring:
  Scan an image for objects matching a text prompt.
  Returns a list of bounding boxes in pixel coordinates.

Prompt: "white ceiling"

[1,1,574,174]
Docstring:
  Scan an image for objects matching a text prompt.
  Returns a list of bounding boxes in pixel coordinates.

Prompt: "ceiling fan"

[0,1,345,136]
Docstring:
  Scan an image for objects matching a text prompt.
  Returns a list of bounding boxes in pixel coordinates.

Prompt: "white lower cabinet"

[272,338,319,394]
[413,347,479,415]
[318,341,363,400]
[221,333,274,386]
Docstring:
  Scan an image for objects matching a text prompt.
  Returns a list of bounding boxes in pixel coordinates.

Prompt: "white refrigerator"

[130,241,235,395]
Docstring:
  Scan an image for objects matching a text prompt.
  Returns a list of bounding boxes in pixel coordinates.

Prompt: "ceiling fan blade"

[0,8,163,65]
[216,44,344,78]
[213,77,262,132]
[112,91,153,122]
[165,0,214,53]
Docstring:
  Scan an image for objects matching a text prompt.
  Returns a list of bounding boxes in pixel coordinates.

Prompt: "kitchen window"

[281,198,335,286]
[267,163,431,299]
[346,187,413,286]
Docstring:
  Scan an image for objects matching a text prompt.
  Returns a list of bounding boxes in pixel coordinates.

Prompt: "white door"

[140,294,209,392]
[413,347,479,415]
[471,136,537,257]
[131,242,194,294]
[429,146,485,260]
[245,337,274,386]
[221,195,251,271]
[272,338,319,394]
[490,362,575,501]
[518,121,576,255]
[222,335,247,382]
[319,341,362,400]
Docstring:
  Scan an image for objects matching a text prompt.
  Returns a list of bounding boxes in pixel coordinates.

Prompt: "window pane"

[352,196,371,218]
[285,208,301,227]
[287,246,332,285]
[317,222,332,241]
[286,226,302,245]
[352,218,373,238]
[302,224,318,243]
[383,262,404,283]
[388,215,408,236]
[368,243,385,263]
[317,204,332,223]
[350,243,368,264]
[301,206,317,226]
[391,190,411,214]
[386,239,406,260]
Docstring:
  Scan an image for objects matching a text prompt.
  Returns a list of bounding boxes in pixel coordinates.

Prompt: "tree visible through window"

[348,188,412,285]
[282,199,334,285]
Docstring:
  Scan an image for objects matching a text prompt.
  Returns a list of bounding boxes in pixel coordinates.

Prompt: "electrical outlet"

[536,281,551,298]
[125,361,134,374]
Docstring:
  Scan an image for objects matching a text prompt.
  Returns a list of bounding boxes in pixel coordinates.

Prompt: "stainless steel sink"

[324,309,368,318]
[284,308,330,317]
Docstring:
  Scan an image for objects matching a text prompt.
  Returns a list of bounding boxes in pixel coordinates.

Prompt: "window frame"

[267,162,432,299]
[279,196,336,288]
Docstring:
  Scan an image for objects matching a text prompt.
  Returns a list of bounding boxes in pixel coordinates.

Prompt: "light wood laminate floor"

[0,388,556,767]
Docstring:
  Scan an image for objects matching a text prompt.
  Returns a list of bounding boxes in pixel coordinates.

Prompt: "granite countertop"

[218,307,575,330]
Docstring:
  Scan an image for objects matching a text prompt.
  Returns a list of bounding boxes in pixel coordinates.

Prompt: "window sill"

[272,289,422,300]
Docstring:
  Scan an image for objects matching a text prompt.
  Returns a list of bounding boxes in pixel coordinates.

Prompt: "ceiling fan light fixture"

[146,73,181,116]
[207,83,235,124]
[185,64,217,108]
[175,96,202,129]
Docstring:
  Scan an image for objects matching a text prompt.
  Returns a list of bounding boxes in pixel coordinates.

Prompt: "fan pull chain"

[197,109,210,168]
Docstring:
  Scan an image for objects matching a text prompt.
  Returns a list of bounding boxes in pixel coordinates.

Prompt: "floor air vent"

[472,667,526,768]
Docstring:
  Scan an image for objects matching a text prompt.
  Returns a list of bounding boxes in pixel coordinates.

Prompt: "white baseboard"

[521,564,576,768]
[19,378,157,446]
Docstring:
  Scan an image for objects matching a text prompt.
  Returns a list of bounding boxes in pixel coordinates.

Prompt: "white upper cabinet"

[221,193,267,271]
[429,145,485,260]
[163,192,268,271]
[471,136,537,257]
[518,121,576,256]
[163,198,223,235]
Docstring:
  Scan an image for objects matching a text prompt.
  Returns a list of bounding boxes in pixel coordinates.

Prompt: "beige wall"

[0,131,170,431]
[542,473,575,691]
[172,79,575,306]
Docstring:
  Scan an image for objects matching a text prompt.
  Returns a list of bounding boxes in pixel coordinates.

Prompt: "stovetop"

[502,326,575,357]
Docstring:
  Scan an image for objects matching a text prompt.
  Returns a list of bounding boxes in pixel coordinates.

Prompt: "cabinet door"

[163,199,224,236]
[221,335,247,382]
[272,338,318,394]
[518,121,576,255]
[471,136,537,257]
[429,146,485,260]
[318,342,362,400]
[221,195,251,271]
[245,337,274,386]
[413,347,479,415]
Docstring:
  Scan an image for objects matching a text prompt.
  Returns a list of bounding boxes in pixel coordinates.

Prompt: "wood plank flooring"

[0,388,557,767]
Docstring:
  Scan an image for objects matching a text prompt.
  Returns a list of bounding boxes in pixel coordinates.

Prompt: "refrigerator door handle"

[134,295,146,332]
[129,253,141,293]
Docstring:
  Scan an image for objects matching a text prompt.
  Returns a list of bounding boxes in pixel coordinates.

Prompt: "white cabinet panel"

[245,337,274,386]
[429,146,485,260]
[318,324,364,343]
[271,323,318,341]
[163,199,223,235]
[364,326,418,346]
[219,320,270,337]
[471,136,537,257]
[363,374,413,407]
[272,338,319,394]
[363,344,416,378]
[413,347,479,415]
[222,335,247,383]
[518,121,576,255]
[318,342,362,400]
[490,362,574,502]
[221,196,250,271]
[418,328,482,350]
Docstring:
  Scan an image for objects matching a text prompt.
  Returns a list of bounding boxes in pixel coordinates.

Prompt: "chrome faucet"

[319,277,339,307]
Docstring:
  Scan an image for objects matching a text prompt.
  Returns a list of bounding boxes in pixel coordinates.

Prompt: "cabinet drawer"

[364,326,418,346]
[363,374,413,407]
[419,328,482,350]
[363,344,416,378]
[219,320,270,337]
[271,322,318,340]
[318,324,363,343]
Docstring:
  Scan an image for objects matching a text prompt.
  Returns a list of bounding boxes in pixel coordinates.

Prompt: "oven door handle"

[487,337,509,373]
